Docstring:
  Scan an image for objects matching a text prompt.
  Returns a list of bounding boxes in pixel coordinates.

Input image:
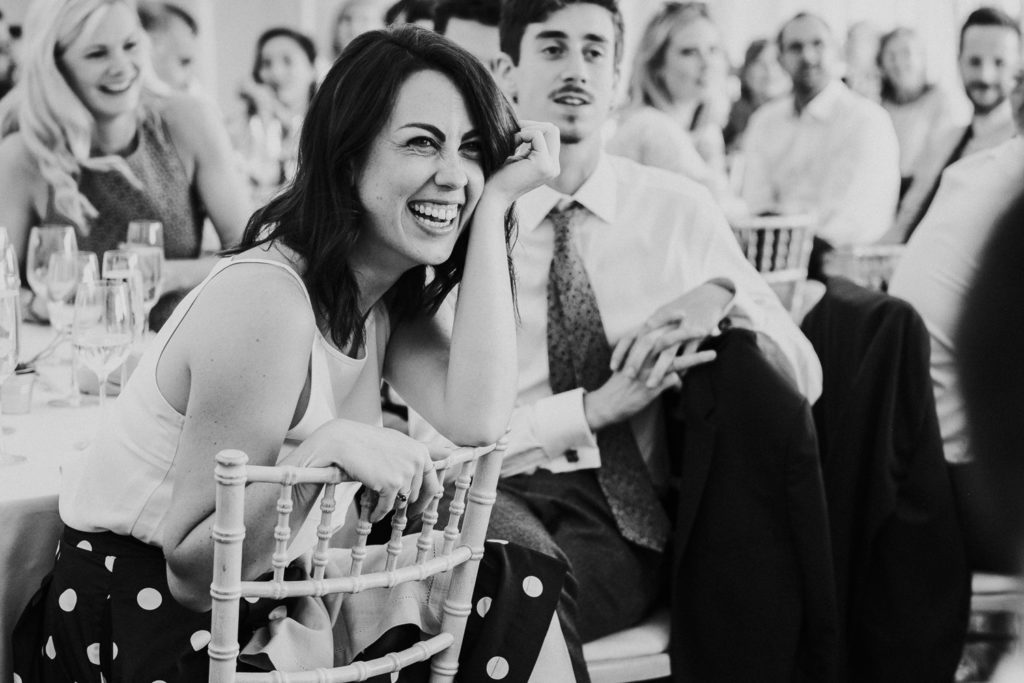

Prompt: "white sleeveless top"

[60,256,390,552]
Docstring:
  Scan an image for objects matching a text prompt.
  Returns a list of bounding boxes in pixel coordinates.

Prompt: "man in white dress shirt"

[885,6,1021,243]
[888,64,1024,572]
[423,0,823,678]
[741,12,900,248]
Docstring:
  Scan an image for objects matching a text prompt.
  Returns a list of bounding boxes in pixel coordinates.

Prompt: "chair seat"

[583,609,671,683]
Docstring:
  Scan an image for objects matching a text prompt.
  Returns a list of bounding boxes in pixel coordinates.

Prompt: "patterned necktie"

[546,203,671,552]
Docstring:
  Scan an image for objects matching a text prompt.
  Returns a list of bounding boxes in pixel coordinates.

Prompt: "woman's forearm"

[443,194,517,443]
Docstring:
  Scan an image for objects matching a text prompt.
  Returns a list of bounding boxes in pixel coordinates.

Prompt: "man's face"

[149,16,197,92]
[778,16,836,99]
[959,25,1021,116]
[502,3,618,146]
[444,18,501,73]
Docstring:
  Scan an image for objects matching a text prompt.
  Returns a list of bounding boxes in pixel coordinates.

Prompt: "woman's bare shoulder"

[0,132,41,178]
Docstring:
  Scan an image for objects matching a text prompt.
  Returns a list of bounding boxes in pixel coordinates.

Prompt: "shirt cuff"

[530,388,599,461]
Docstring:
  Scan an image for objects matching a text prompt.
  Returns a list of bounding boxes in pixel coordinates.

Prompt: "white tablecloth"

[1,322,107,680]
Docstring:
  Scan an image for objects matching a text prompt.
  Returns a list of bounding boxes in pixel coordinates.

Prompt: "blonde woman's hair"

[626,1,711,112]
[0,0,166,230]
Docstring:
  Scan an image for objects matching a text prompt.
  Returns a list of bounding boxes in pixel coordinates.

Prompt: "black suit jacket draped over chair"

[665,329,839,682]
[800,277,970,683]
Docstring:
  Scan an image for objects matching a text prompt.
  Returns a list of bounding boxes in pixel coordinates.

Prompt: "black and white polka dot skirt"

[11,526,286,682]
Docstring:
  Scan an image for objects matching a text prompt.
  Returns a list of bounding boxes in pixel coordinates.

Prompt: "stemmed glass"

[125,221,165,335]
[0,287,24,465]
[46,252,100,408]
[0,227,20,290]
[127,220,164,251]
[26,224,78,310]
[72,280,134,408]
[102,249,146,342]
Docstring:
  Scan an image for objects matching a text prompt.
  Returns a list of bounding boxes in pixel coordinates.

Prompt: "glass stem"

[69,342,81,405]
[98,372,107,408]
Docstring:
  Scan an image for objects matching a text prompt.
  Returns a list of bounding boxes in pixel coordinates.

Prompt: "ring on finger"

[396,492,409,504]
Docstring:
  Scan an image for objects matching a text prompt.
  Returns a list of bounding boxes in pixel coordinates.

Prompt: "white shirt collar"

[518,154,619,233]
[797,80,846,121]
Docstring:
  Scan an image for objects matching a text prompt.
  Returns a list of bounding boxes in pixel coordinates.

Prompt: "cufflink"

[565,449,579,463]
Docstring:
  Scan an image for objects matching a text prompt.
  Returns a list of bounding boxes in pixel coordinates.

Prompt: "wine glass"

[126,220,164,251]
[47,252,100,408]
[72,279,133,408]
[26,224,78,306]
[0,287,24,465]
[0,227,20,291]
[102,249,146,343]
[121,244,164,333]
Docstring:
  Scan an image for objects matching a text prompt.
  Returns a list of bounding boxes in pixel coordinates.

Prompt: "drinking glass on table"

[126,220,164,251]
[46,252,100,408]
[72,279,133,408]
[0,287,24,465]
[121,244,164,334]
[0,227,21,291]
[26,224,78,315]
[102,249,146,342]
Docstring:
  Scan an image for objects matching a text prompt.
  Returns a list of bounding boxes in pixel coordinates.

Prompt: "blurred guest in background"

[741,12,899,250]
[434,0,501,73]
[0,10,15,100]
[888,64,1024,573]
[878,27,971,202]
[329,0,385,63]
[723,37,789,154]
[231,27,318,204]
[842,20,882,102]
[888,6,1021,243]
[138,1,199,94]
[385,0,436,29]
[0,0,249,321]
[608,1,730,203]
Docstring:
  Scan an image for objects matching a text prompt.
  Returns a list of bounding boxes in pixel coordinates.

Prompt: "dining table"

[0,319,115,681]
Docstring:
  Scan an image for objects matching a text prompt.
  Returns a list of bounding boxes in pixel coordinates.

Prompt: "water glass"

[26,224,78,302]
[102,249,146,342]
[0,288,24,465]
[0,227,20,291]
[72,279,134,408]
[127,220,164,250]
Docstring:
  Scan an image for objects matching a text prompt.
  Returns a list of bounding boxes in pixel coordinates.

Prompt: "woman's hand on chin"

[483,121,561,206]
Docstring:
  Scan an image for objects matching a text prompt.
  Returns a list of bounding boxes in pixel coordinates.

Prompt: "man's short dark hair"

[959,6,1021,53]
[139,1,198,35]
[385,0,437,25]
[776,11,832,53]
[434,0,501,35]
[499,0,623,66]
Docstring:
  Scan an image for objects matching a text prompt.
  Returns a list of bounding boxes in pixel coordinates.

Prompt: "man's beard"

[967,84,1007,116]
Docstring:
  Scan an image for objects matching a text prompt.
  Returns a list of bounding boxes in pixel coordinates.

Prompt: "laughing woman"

[0,0,250,319]
[12,24,558,682]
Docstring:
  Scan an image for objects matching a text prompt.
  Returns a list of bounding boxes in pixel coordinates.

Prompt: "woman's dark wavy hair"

[227,25,519,351]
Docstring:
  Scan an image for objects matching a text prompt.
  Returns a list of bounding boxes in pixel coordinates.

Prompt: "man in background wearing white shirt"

[741,12,900,250]
[412,0,822,678]
[886,6,1021,243]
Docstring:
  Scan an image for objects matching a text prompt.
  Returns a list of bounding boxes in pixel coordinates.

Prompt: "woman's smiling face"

[353,68,485,275]
[59,2,144,121]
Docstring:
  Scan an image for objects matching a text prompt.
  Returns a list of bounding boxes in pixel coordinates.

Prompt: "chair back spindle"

[209,437,506,683]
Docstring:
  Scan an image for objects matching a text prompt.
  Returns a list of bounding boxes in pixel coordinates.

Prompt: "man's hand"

[584,347,716,431]
[610,281,733,388]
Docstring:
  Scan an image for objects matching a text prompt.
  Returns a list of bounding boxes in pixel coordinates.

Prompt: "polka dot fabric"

[12,527,287,682]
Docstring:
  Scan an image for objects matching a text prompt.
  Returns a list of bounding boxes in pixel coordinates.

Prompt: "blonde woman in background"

[0,0,249,322]
[607,1,732,204]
